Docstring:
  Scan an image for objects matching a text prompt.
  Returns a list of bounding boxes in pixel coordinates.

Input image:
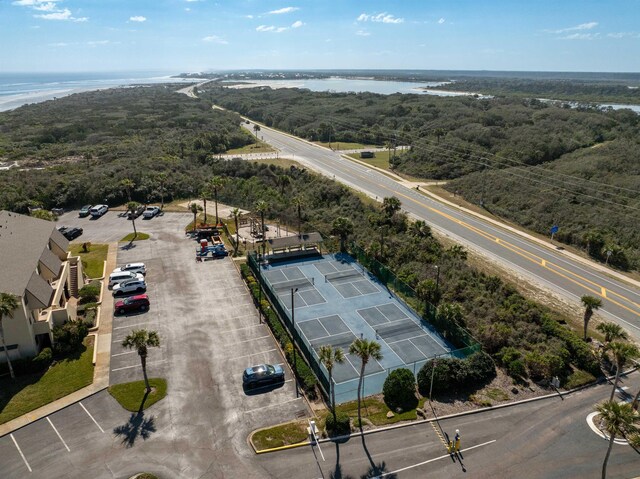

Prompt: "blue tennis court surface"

[260,253,455,403]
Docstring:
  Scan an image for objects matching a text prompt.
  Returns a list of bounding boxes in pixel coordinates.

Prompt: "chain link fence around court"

[248,249,481,405]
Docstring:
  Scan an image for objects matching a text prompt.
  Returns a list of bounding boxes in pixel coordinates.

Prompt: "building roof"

[0,210,68,298]
[267,232,323,250]
[26,272,54,309]
[39,247,62,277]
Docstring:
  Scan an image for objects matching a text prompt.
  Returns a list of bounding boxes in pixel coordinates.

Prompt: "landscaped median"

[69,243,108,279]
[108,378,167,412]
[120,232,151,242]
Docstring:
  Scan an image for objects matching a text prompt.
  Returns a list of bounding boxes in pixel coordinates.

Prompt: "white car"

[112,262,147,276]
[112,278,147,296]
[108,271,145,288]
[90,204,109,217]
[143,206,160,219]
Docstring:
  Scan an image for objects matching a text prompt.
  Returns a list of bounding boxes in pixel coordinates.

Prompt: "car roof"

[125,294,149,302]
[81,204,92,209]
[123,262,145,268]
[244,364,272,375]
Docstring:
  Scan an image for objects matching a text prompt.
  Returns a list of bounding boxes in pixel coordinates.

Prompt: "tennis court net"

[271,278,313,292]
[325,269,364,283]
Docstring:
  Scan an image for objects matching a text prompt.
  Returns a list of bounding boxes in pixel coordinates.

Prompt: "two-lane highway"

[245,121,640,341]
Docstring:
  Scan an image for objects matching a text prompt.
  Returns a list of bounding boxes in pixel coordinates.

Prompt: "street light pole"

[291,287,299,397]
[429,357,437,402]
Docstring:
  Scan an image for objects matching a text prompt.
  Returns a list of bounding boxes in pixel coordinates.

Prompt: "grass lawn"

[334,396,418,426]
[120,232,150,242]
[347,150,392,170]
[108,378,167,412]
[316,141,381,150]
[0,337,94,425]
[69,243,108,279]
[252,420,309,450]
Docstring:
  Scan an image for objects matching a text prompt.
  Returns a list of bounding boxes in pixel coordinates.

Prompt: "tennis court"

[260,253,455,403]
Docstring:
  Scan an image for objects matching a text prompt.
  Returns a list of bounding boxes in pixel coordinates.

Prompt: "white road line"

[226,335,271,346]
[227,349,277,361]
[47,417,70,452]
[111,350,137,357]
[10,434,32,472]
[111,359,165,372]
[245,397,302,414]
[377,440,497,477]
[113,323,151,330]
[79,402,105,433]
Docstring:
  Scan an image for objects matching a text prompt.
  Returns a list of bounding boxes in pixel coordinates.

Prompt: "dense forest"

[0,85,252,211]
[204,86,640,271]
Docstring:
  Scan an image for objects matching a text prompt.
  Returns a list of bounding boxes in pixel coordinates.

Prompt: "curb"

[251,367,639,454]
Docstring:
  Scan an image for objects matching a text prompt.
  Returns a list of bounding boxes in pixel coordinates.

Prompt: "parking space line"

[113,323,152,330]
[10,434,32,472]
[79,402,105,433]
[220,324,264,333]
[112,350,138,357]
[111,359,165,372]
[226,335,271,346]
[47,417,70,452]
[245,397,302,414]
[227,349,277,361]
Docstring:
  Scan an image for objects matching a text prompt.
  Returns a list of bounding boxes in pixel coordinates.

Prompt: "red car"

[114,294,150,315]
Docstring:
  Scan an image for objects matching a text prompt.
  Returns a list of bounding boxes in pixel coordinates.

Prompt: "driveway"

[0,211,309,478]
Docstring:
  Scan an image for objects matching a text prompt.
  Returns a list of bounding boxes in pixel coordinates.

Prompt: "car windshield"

[266,365,275,374]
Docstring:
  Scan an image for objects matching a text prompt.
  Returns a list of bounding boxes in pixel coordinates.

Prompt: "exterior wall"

[0,298,37,361]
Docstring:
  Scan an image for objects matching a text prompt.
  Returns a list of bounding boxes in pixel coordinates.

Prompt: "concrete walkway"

[0,242,117,437]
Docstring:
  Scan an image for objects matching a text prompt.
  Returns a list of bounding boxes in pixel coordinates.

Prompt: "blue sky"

[1,0,639,72]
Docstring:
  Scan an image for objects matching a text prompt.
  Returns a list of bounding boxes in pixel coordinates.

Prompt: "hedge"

[417,351,496,397]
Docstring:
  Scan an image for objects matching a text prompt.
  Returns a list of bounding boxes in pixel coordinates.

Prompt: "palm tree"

[581,295,603,341]
[277,174,291,195]
[200,190,208,224]
[433,128,445,144]
[416,279,440,312]
[156,172,167,210]
[409,220,431,238]
[381,196,401,218]
[437,302,465,330]
[596,322,628,344]
[349,338,382,430]
[446,244,468,261]
[606,341,640,401]
[122,329,160,393]
[190,202,203,232]
[126,201,140,242]
[230,208,241,255]
[121,178,135,203]
[318,345,345,423]
[209,176,225,225]
[595,400,638,479]
[331,217,354,252]
[292,195,305,237]
[255,200,268,256]
[0,293,19,379]
[253,123,261,137]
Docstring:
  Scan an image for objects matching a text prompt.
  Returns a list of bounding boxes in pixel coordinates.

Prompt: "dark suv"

[242,364,285,389]
[114,294,150,315]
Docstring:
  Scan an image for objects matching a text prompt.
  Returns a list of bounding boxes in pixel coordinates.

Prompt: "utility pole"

[291,287,299,397]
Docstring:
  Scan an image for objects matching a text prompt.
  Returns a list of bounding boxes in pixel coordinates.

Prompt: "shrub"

[466,352,497,386]
[325,411,350,436]
[78,284,100,304]
[383,368,418,411]
[52,320,89,355]
[507,358,527,378]
[32,347,53,371]
[417,352,496,396]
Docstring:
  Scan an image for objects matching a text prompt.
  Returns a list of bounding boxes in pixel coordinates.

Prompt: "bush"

[325,411,351,436]
[52,320,89,355]
[383,368,418,411]
[507,359,527,378]
[78,284,100,304]
[32,347,53,371]
[417,352,496,397]
[466,351,497,385]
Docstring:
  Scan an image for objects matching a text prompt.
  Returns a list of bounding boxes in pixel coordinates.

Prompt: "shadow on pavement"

[359,434,396,479]
[330,441,355,479]
[113,411,156,448]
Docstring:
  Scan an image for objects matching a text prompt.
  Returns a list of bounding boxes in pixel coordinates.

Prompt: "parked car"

[57,226,69,235]
[112,262,147,276]
[242,364,285,389]
[51,207,64,216]
[114,294,150,315]
[90,204,109,218]
[78,204,93,217]
[112,278,147,296]
[127,204,145,220]
[109,271,145,288]
[62,227,83,240]
[142,206,161,219]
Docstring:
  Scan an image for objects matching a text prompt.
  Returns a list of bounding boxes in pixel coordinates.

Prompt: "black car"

[78,205,92,217]
[242,364,285,389]
[63,227,83,240]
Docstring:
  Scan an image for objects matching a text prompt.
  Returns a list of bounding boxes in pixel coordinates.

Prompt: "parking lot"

[0,209,308,478]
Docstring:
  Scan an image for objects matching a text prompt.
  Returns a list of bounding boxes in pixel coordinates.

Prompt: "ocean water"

[0,71,192,112]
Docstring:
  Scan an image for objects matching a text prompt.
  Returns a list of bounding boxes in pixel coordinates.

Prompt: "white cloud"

[32,2,58,11]
[438,18,445,24]
[291,20,304,28]
[185,8,191,12]
[129,16,147,22]
[549,22,598,34]
[35,8,88,21]
[202,35,228,44]
[14,1,89,22]
[560,32,600,40]
[87,40,111,46]
[245,14,254,19]
[268,7,298,15]
[256,25,287,33]
[607,32,640,39]
[355,30,370,36]
[357,12,404,24]
[13,0,58,6]
[48,42,69,47]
